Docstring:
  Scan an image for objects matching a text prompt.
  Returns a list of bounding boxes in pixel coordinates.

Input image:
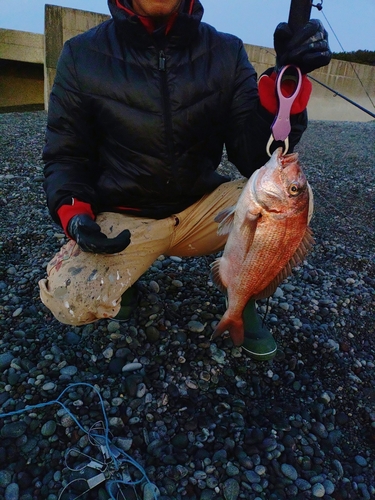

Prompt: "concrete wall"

[306,58,375,121]
[244,44,375,122]
[0,28,44,64]
[0,60,44,112]
[44,4,110,106]
[0,29,44,112]
[0,6,374,120]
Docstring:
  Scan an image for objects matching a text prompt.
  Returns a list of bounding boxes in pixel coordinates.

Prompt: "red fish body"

[211,148,314,346]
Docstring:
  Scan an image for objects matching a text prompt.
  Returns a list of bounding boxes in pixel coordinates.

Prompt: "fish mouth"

[278,150,307,195]
[279,150,299,169]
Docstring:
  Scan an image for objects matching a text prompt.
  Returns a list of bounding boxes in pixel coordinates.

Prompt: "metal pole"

[288,0,312,32]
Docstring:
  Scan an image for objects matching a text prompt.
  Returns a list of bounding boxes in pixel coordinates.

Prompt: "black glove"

[274,19,332,74]
[68,214,131,254]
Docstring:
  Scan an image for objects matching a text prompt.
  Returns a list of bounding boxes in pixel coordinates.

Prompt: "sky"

[1,0,374,53]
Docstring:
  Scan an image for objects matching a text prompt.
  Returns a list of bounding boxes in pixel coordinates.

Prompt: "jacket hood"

[107,0,204,47]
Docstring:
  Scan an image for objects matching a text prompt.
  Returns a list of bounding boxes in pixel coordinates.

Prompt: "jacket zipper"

[158,50,166,71]
[158,50,174,169]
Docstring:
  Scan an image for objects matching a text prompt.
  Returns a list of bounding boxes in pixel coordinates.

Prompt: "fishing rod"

[266,0,313,155]
[288,0,312,32]
[308,75,375,119]
[286,0,375,120]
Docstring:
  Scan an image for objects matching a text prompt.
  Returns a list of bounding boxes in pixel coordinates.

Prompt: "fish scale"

[231,214,307,301]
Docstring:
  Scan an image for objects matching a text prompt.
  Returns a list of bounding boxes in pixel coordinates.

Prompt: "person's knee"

[39,277,120,325]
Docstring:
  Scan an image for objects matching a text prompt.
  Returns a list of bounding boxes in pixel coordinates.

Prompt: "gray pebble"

[108,417,123,427]
[311,421,328,439]
[136,382,147,398]
[124,374,143,396]
[4,483,19,500]
[354,455,368,467]
[146,326,160,342]
[60,413,75,428]
[359,483,371,500]
[41,382,56,391]
[1,421,27,439]
[12,307,23,317]
[122,362,142,372]
[102,347,114,359]
[295,478,311,491]
[149,280,160,293]
[244,470,261,484]
[273,287,284,298]
[0,353,13,371]
[41,420,57,437]
[176,330,187,343]
[206,476,219,489]
[281,463,298,481]
[209,345,226,364]
[20,437,38,454]
[254,465,266,476]
[223,478,240,500]
[216,387,229,396]
[107,321,121,333]
[111,397,123,406]
[226,463,240,476]
[323,479,335,495]
[332,459,344,478]
[143,483,160,500]
[60,365,78,376]
[0,470,12,488]
[312,482,325,497]
[171,279,183,287]
[169,256,182,263]
[188,320,205,333]
[212,449,227,464]
[109,357,126,374]
[115,437,132,452]
[194,470,207,480]
[53,471,62,482]
[65,331,81,345]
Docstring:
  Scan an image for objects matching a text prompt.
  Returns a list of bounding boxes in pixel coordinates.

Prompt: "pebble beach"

[0,111,374,500]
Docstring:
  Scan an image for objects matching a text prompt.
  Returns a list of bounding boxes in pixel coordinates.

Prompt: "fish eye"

[288,184,300,196]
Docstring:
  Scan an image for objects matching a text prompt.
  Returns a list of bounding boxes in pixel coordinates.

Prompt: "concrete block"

[44,4,110,109]
[0,28,44,64]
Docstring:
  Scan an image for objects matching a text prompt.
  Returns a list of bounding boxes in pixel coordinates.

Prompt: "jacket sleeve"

[224,43,308,178]
[43,40,100,225]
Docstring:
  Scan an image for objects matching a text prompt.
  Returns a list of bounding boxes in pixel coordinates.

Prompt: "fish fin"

[253,273,288,301]
[291,226,315,267]
[240,211,259,254]
[210,258,227,294]
[253,226,315,301]
[214,206,236,235]
[211,313,244,347]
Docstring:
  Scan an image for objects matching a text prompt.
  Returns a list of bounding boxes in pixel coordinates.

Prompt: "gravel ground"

[0,111,374,500]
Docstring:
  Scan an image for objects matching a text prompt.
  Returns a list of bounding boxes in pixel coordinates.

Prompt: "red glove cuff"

[57,199,95,237]
[258,71,312,115]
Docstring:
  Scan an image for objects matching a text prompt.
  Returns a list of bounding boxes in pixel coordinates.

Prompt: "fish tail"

[211,314,244,347]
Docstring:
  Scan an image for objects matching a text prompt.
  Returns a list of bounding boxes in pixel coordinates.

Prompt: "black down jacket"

[43,0,307,224]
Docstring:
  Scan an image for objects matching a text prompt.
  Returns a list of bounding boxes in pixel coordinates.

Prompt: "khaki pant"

[39,179,246,326]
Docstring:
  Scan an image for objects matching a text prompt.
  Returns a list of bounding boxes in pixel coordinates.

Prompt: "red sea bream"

[211,147,314,346]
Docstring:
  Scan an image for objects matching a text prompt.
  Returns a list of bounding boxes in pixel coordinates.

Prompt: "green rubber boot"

[114,284,139,322]
[241,299,277,361]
